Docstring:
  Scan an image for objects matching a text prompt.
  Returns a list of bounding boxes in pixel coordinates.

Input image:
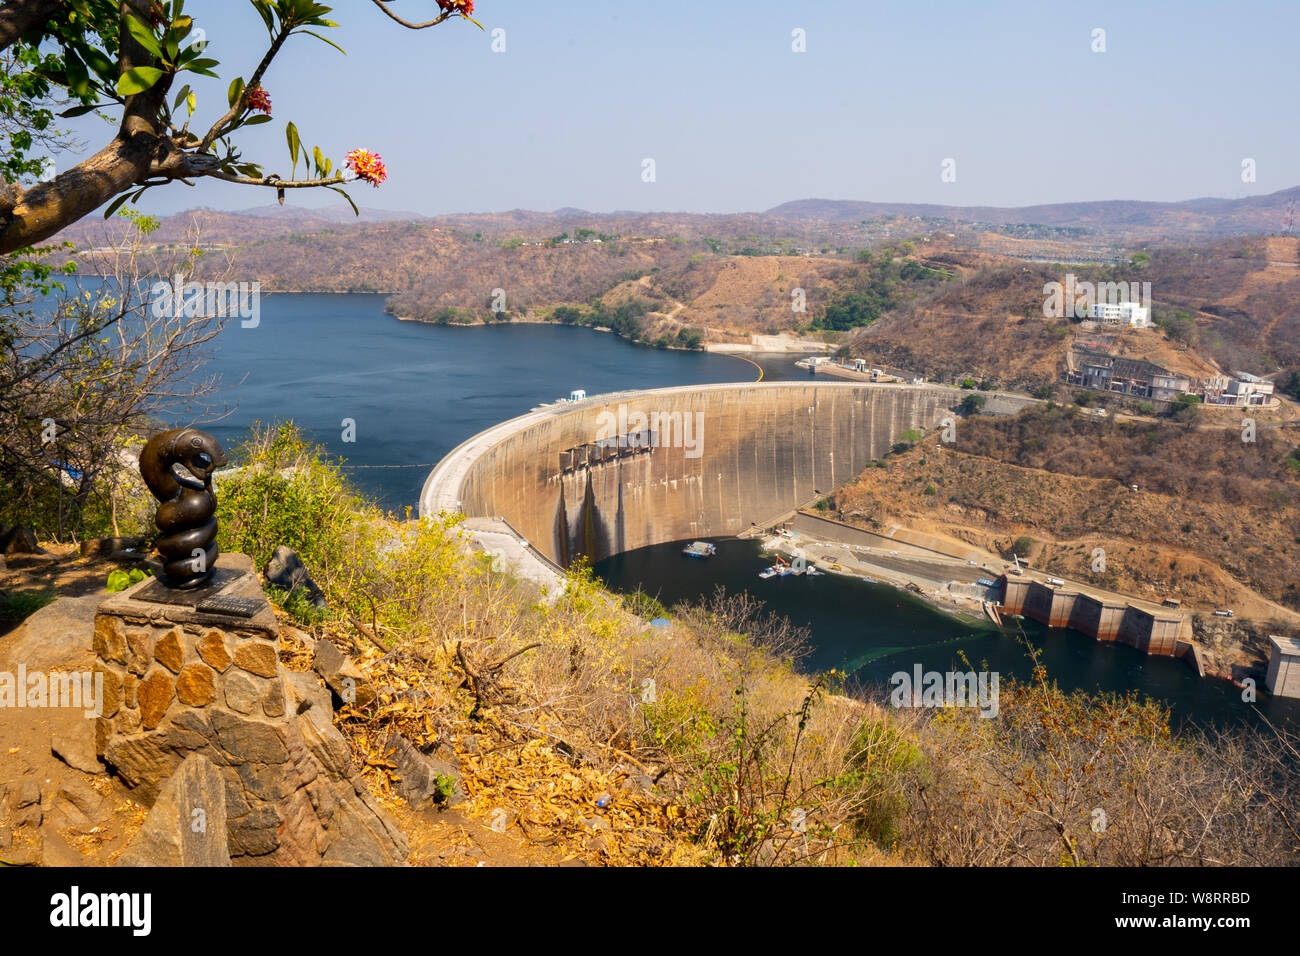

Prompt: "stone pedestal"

[94,553,406,866]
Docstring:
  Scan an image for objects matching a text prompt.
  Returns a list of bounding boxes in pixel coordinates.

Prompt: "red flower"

[346,149,388,187]
[245,86,272,115]
[437,0,474,14]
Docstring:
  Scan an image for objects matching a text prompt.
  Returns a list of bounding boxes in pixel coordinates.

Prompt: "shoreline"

[390,310,781,364]
[751,513,1241,686]
[756,535,993,630]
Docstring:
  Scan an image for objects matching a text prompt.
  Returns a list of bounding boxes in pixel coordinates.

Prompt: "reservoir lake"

[189,292,1297,730]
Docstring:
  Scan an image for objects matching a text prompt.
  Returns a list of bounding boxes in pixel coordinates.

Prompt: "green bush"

[622,589,669,621]
[215,423,371,588]
[266,583,331,626]
[836,718,925,847]
[1165,393,1201,421]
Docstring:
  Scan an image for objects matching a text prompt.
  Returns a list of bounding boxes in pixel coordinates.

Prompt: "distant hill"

[56,186,1300,258]
[767,187,1300,239]
[54,189,1300,382]
[232,204,432,224]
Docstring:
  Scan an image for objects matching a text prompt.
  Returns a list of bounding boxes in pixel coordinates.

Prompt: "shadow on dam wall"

[439,383,976,568]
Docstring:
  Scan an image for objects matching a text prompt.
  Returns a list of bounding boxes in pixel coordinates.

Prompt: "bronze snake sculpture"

[139,428,228,588]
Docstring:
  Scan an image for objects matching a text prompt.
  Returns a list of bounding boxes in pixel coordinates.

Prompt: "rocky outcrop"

[1,592,101,671]
[118,753,230,867]
[313,638,375,709]
[0,525,41,555]
[385,732,464,811]
[266,546,327,610]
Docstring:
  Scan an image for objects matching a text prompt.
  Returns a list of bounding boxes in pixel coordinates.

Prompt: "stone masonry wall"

[93,554,407,866]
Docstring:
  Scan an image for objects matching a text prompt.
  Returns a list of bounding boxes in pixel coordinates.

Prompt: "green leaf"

[81,47,117,85]
[164,31,179,61]
[302,30,346,54]
[62,49,92,98]
[286,121,301,177]
[58,102,103,118]
[312,145,325,174]
[187,91,197,115]
[172,83,191,110]
[329,185,358,217]
[253,2,274,34]
[227,77,245,108]
[125,15,165,59]
[116,66,165,97]
[242,114,273,126]
[101,192,134,219]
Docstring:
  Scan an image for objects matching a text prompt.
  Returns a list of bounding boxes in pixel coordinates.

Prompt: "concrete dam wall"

[422,383,966,567]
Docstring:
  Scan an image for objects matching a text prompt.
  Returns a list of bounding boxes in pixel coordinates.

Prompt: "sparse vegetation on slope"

[834,404,1300,618]
[204,424,1300,866]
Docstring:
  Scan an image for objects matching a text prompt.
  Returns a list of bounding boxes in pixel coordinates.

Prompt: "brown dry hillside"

[848,236,1300,390]
[830,404,1300,620]
[63,208,1300,381]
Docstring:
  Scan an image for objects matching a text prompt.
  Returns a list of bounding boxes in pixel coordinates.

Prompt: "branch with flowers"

[0,0,477,254]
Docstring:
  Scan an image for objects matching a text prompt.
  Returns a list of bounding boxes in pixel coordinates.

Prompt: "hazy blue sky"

[64,0,1300,216]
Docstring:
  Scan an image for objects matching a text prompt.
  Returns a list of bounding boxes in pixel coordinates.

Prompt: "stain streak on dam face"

[423,384,971,567]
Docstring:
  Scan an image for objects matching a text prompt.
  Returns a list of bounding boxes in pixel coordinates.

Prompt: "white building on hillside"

[1226,372,1274,405]
[1088,301,1152,328]
[1202,372,1276,406]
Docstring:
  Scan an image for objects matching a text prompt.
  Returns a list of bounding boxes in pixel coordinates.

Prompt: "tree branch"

[367,1,453,30]
[198,26,290,152]
[0,0,62,53]
[203,169,347,189]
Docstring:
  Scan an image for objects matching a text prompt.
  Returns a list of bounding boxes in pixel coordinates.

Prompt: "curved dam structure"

[422,382,981,567]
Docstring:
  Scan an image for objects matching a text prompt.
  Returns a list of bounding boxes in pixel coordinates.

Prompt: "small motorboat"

[682,541,717,559]
[760,555,793,579]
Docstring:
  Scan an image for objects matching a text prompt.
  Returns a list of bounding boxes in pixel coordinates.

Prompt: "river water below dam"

[188,292,1296,731]
[593,539,1299,731]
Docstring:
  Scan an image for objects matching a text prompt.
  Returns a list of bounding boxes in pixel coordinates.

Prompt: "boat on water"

[758,555,822,579]
[682,540,717,559]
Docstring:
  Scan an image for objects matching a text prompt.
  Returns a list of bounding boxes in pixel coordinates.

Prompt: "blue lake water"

[192,293,790,510]
[186,292,1297,731]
